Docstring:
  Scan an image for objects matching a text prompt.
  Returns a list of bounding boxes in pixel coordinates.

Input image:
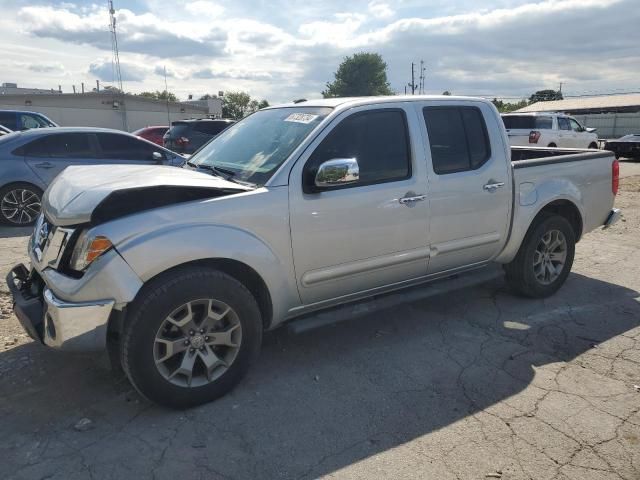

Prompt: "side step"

[286,265,504,334]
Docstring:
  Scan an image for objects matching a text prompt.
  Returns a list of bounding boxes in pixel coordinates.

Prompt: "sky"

[1,0,639,104]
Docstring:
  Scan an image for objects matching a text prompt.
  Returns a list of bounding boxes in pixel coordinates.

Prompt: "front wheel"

[0,183,42,226]
[121,267,262,408]
[504,214,576,298]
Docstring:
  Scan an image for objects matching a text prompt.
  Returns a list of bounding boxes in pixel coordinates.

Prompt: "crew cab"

[7,96,620,408]
[502,112,599,149]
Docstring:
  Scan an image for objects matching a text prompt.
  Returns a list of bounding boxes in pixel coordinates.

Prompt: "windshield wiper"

[189,162,256,188]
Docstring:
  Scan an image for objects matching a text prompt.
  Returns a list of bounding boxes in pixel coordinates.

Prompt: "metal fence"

[573,112,640,139]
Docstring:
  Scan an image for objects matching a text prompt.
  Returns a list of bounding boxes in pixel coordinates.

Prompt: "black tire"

[547,143,557,148]
[504,214,575,298]
[0,182,43,226]
[588,142,598,149]
[121,266,262,408]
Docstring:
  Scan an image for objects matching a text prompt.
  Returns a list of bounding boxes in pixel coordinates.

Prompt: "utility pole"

[108,0,127,130]
[164,66,171,125]
[408,62,417,95]
[419,60,424,94]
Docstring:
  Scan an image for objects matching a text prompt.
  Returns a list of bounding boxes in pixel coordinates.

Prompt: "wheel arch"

[496,196,584,264]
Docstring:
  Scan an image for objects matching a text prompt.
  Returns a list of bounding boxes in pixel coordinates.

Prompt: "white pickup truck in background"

[502,112,599,149]
[8,95,621,408]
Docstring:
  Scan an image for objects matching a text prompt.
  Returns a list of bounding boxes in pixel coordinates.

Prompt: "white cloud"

[368,1,394,19]
[2,0,638,103]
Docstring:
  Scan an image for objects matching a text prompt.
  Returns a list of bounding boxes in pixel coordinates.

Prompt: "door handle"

[483,181,505,192]
[34,162,54,169]
[399,194,426,205]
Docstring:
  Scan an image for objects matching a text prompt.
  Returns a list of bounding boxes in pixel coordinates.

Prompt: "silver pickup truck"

[7,96,621,408]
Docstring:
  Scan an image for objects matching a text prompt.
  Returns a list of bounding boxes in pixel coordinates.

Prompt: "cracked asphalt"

[1,162,639,480]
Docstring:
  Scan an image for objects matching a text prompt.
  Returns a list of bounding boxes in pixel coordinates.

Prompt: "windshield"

[189,107,332,185]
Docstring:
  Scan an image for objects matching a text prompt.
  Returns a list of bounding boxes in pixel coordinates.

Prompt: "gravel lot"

[0,161,639,480]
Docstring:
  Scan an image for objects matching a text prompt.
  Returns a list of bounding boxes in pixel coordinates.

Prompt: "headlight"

[69,231,113,271]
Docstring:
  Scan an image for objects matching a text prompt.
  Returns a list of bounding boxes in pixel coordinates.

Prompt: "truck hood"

[43,164,252,226]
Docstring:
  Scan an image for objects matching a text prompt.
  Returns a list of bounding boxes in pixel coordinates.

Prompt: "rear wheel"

[547,143,557,148]
[504,214,575,298]
[121,266,262,408]
[0,183,42,226]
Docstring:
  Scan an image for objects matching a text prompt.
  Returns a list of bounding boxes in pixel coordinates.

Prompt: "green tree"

[442,90,452,96]
[138,90,178,102]
[222,91,269,119]
[529,89,563,103]
[322,52,393,98]
[492,98,530,113]
[199,93,218,100]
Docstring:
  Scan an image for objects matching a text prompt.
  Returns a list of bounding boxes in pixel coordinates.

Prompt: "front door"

[557,117,576,147]
[419,101,511,274]
[289,105,430,305]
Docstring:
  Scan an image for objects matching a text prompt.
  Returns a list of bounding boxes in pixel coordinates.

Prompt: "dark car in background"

[604,134,640,160]
[133,125,169,146]
[0,127,184,225]
[163,118,235,154]
[0,110,58,131]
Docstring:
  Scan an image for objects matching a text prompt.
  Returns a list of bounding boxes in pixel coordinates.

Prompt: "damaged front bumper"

[6,264,114,352]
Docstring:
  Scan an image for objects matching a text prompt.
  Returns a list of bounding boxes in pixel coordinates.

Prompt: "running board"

[286,265,504,334]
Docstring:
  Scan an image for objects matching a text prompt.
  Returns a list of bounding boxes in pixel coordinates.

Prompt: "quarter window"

[306,109,411,188]
[0,112,17,130]
[423,106,491,174]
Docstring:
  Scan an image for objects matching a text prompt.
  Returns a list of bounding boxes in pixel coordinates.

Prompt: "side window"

[0,112,17,131]
[558,117,571,131]
[48,133,95,158]
[96,133,159,161]
[22,137,51,157]
[535,116,552,129]
[307,109,411,187]
[423,106,491,174]
[20,114,44,130]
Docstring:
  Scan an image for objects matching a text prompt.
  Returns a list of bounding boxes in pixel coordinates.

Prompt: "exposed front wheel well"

[588,142,598,149]
[536,200,583,242]
[141,259,273,330]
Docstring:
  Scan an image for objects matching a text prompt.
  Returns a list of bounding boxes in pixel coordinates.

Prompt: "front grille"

[32,215,75,270]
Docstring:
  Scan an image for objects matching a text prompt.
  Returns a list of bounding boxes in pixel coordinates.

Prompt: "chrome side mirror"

[314,158,359,188]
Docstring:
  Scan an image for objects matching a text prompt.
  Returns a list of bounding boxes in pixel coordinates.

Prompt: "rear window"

[167,122,191,136]
[192,121,230,135]
[502,115,552,130]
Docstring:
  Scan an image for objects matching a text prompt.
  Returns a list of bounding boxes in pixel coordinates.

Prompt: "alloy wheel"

[533,229,567,285]
[1,188,41,225]
[154,298,242,388]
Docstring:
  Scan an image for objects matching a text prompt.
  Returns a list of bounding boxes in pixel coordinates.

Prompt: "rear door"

[23,133,98,184]
[95,132,171,165]
[557,117,575,147]
[420,101,511,274]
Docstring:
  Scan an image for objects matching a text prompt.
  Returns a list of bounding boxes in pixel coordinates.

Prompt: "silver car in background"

[0,127,184,225]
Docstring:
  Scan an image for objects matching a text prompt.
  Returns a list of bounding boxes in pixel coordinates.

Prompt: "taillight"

[612,159,619,195]
[529,130,541,144]
[176,136,190,146]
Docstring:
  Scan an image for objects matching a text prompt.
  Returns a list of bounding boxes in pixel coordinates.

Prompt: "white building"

[0,92,210,132]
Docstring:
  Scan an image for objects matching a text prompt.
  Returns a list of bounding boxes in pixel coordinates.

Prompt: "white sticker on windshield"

[284,113,318,124]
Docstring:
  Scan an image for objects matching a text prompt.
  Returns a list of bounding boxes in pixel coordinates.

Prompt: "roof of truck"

[270,95,492,109]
